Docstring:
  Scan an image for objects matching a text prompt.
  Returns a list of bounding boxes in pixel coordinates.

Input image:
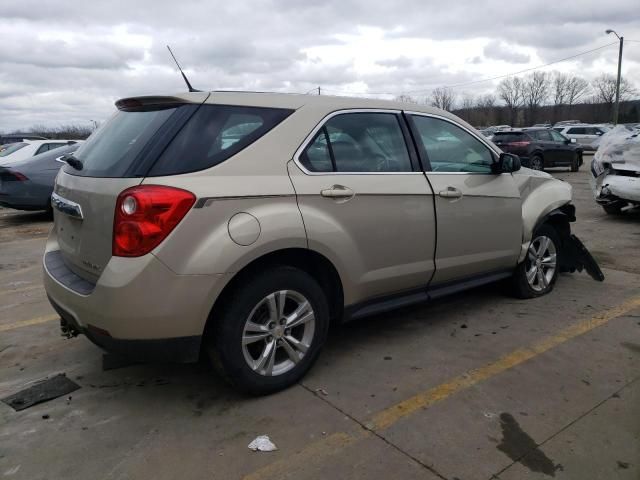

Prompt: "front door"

[288,110,436,306]
[406,113,523,284]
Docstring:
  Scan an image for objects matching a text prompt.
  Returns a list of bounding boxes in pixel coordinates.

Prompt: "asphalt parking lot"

[1,156,639,480]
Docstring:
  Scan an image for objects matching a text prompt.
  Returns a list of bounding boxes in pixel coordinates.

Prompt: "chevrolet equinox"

[44,92,603,394]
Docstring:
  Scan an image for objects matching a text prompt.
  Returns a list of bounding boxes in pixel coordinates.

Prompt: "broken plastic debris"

[248,435,278,452]
[315,388,329,396]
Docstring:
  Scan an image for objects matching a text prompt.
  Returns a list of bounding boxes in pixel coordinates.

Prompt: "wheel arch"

[203,248,345,340]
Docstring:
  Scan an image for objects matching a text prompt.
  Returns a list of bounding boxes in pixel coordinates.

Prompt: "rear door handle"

[321,185,355,199]
[438,186,463,199]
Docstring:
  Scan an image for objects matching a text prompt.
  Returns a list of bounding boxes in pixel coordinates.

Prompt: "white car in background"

[554,124,609,151]
[591,126,640,214]
[0,140,80,165]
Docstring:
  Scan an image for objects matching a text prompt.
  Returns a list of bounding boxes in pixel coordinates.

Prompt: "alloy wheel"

[241,290,316,376]
[526,235,557,292]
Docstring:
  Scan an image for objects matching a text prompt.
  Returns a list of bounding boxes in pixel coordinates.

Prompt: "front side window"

[299,112,412,173]
[567,127,585,135]
[410,115,494,173]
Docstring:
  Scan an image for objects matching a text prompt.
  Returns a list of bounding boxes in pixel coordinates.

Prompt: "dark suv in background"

[492,128,583,171]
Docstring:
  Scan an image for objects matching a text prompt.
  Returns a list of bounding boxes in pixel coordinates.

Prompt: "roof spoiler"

[115,96,194,112]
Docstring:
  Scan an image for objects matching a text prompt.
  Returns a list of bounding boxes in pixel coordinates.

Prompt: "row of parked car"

[0,137,82,212]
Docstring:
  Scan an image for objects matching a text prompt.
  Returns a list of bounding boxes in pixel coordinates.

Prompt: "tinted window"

[299,128,333,172]
[71,107,178,177]
[533,130,552,141]
[36,144,49,155]
[550,130,567,142]
[0,142,27,157]
[411,116,494,173]
[299,113,412,173]
[149,105,293,176]
[492,132,527,143]
[567,127,585,134]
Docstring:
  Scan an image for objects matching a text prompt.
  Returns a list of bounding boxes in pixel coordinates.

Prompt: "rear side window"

[299,112,413,173]
[492,132,527,143]
[532,130,552,141]
[149,105,293,176]
[567,127,585,134]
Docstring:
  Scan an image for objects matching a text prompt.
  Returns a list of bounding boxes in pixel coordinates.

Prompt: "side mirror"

[494,153,521,173]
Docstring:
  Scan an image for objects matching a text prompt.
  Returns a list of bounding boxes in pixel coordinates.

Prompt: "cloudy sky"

[1,0,639,131]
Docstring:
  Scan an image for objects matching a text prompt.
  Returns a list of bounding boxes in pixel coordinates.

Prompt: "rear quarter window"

[148,105,293,176]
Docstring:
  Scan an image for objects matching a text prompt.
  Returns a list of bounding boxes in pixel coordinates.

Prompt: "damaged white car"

[591,126,640,214]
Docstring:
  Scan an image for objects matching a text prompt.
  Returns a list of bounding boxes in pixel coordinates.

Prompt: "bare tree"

[394,94,418,103]
[497,77,524,125]
[592,74,637,105]
[565,76,589,105]
[552,72,569,106]
[431,87,456,111]
[522,72,550,125]
[27,124,95,140]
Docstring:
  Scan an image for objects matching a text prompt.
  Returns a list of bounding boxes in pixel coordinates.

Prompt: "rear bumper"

[50,296,201,362]
[0,182,52,211]
[43,235,229,362]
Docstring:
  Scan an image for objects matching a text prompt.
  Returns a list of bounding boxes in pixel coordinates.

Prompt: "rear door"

[407,113,522,284]
[288,110,436,305]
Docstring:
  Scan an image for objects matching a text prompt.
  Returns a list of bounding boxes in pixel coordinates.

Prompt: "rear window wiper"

[60,153,83,171]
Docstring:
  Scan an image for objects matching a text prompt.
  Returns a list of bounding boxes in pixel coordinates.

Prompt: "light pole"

[606,29,624,125]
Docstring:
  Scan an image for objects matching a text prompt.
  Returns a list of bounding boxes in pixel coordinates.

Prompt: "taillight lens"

[113,185,195,257]
[507,141,531,147]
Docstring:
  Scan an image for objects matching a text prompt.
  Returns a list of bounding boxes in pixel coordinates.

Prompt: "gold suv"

[44,92,603,394]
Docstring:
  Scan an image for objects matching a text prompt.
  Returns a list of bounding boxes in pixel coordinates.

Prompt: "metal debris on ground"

[2,373,81,411]
[248,435,278,452]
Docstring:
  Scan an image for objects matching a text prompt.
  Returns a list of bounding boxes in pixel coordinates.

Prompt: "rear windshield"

[70,107,178,177]
[0,142,27,157]
[492,132,528,142]
[67,103,293,178]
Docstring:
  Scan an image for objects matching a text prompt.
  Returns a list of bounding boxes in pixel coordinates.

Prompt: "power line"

[317,41,619,97]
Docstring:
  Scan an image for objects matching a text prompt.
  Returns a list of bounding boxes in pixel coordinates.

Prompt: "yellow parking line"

[0,314,58,333]
[245,295,640,479]
[243,431,366,480]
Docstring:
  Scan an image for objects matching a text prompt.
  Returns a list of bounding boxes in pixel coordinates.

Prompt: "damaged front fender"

[560,234,605,282]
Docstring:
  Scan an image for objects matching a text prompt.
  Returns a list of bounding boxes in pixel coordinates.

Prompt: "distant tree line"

[0,124,96,140]
[396,71,639,127]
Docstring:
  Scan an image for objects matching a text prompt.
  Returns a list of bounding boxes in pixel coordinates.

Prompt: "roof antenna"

[166,45,200,92]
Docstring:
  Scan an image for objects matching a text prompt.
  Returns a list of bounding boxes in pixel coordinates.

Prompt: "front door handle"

[438,186,463,199]
[321,185,355,199]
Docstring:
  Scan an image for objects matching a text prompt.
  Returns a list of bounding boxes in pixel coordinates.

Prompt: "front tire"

[208,266,330,395]
[570,153,580,172]
[511,224,560,299]
[602,203,623,215]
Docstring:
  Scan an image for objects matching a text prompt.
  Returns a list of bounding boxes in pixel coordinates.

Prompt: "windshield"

[0,142,27,157]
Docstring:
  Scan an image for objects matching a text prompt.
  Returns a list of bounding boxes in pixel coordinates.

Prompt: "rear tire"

[208,266,330,395]
[530,154,544,171]
[511,224,560,299]
[602,203,623,215]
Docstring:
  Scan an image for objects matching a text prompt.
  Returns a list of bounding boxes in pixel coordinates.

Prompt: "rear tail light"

[113,185,195,257]
[507,141,531,147]
[0,171,28,181]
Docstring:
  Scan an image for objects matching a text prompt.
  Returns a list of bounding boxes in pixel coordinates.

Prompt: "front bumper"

[595,174,640,205]
[43,236,229,363]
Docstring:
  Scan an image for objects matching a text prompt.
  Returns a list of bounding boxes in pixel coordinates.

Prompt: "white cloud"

[0,0,638,130]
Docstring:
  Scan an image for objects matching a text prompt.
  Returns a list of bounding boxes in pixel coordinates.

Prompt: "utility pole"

[606,29,624,125]
[317,86,321,95]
